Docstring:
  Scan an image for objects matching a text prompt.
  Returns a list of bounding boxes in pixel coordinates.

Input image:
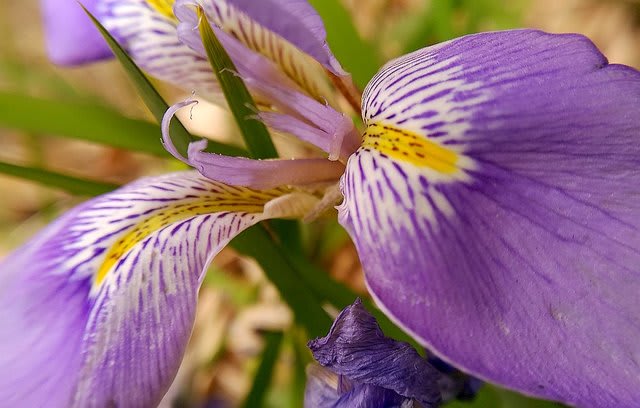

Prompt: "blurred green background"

[1,0,639,406]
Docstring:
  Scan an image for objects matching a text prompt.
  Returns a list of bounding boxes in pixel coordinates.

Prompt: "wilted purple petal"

[305,364,414,408]
[0,171,302,405]
[340,29,640,407]
[41,0,112,65]
[308,299,442,407]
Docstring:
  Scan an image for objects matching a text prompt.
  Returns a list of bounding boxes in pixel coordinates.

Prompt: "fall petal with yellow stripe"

[0,171,316,407]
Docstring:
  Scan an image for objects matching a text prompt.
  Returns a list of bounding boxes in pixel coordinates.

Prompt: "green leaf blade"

[308,0,381,88]
[0,92,169,157]
[84,7,194,157]
[197,8,278,159]
[240,331,284,408]
[0,161,119,196]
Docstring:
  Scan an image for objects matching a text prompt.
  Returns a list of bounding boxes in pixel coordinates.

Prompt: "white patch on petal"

[344,42,494,241]
[362,48,488,169]
[99,0,220,99]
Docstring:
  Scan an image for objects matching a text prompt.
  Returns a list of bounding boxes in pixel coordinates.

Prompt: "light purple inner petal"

[188,141,345,189]
[243,76,360,161]
[200,0,346,75]
[343,29,640,408]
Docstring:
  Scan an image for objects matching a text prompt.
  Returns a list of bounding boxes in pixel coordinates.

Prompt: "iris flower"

[3,0,638,406]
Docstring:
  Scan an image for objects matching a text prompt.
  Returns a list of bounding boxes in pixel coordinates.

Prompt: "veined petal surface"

[340,30,640,407]
[41,0,112,65]
[174,0,345,102]
[98,0,222,99]
[0,171,305,406]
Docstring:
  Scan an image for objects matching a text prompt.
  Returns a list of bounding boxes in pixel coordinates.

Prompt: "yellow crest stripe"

[94,187,283,287]
[362,123,459,174]
[146,0,176,20]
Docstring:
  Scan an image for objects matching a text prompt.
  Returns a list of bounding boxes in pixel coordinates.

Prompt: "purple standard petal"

[340,30,640,407]
[175,0,346,74]
[41,0,112,65]
[0,171,309,406]
[174,0,345,102]
[307,299,442,407]
[223,0,345,75]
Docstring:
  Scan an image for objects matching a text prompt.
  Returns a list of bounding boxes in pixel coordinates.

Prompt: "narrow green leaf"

[285,251,421,350]
[0,92,171,157]
[240,331,284,408]
[84,8,201,157]
[308,0,380,88]
[196,9,304,266]
[231,226,332,337]
[290,328,311,408]
[197,8,278,159]
[0,161,119,196]
[85,8,247,157]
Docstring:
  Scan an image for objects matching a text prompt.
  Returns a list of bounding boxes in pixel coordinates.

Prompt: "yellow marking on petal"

[362,123,459,174]
[93,186,284,287]
[146,0,176,20]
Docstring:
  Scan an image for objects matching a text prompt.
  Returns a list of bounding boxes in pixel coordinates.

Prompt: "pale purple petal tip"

[161,98,199,164]
[41,0,112,65]
[189,143,345,189]
[307,299,442,407]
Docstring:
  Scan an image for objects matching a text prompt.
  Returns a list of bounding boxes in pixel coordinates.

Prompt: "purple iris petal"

[340,29,640,407]
[174,0,346,75]
[306,299,442,407]
[223,0,346,75]
[174,0,346,104]
[99,0,223,100]
[41,0,112,65]
[0,171,292,405]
